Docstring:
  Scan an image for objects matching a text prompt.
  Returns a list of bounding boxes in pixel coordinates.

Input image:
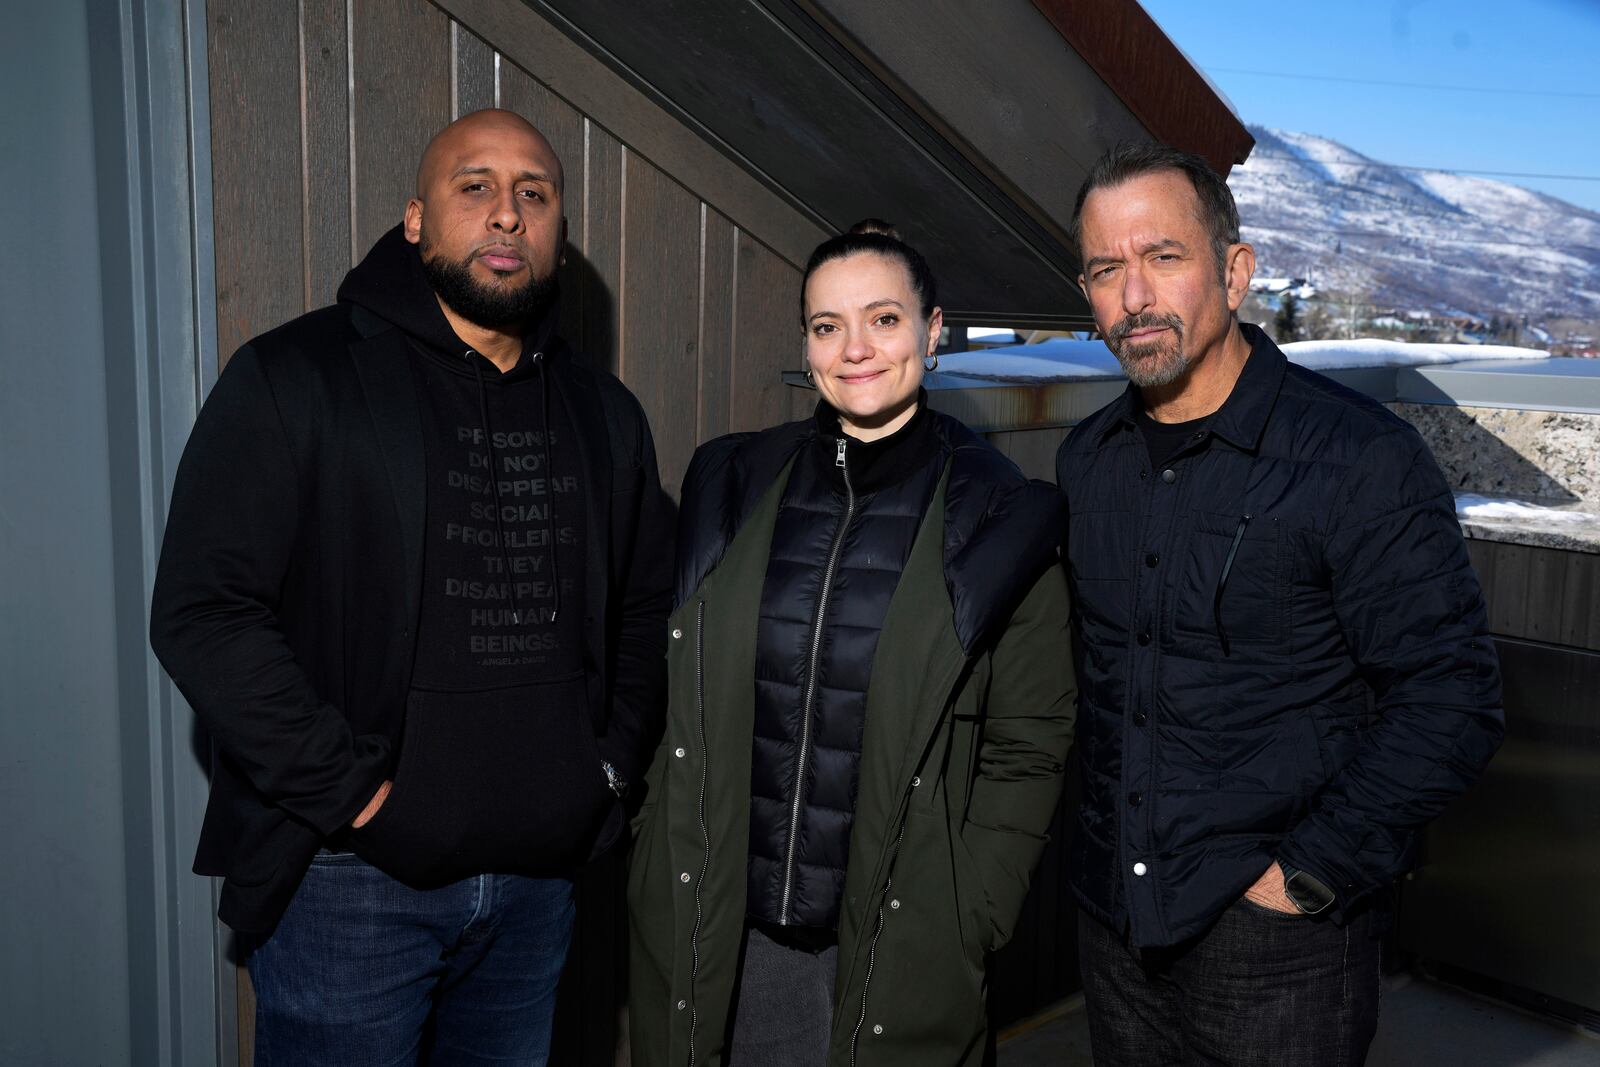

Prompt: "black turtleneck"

[810,392,940,494]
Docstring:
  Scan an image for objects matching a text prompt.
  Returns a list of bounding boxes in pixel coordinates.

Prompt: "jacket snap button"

[1133,861,1148,876]
[1145,553,1159,568]
[1161,468,1176,483]
[873,1024,884,1035]
[1137,631,1151,646]
[675,747,686,758]
[671,628,683,639]
[679,872,691,883]
[676,1000,686,1010]
[1133,710,1148,727]
[890,898,900,910]
[1128,791,1142,807]
[911,776,921,787]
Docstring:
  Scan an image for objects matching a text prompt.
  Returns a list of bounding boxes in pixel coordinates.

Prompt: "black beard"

[420,243,557,331]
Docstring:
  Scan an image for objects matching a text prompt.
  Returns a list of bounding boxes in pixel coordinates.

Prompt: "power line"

[1239,220,1600,254]
[1208,65,1600,100]
[1242,151,1600,184]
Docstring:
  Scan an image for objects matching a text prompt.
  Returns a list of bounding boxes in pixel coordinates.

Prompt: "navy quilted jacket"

[1055,324,1503,948]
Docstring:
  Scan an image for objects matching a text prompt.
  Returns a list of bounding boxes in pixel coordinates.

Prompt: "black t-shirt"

[1135,407,1209,469]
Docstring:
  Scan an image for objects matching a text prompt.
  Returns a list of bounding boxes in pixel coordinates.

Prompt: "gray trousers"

[726,925,839,1066]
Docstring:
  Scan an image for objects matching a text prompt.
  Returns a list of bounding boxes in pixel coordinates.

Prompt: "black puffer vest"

[746,404,942,931]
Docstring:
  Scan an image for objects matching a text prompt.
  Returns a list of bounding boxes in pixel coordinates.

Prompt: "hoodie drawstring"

[468,353,523,625]
[467,349,559,627]
[535,352,560,625]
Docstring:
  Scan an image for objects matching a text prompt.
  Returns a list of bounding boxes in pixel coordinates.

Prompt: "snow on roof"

[1281,338,1549,370]
[934,336,1550,382]
[936,339,1123,382]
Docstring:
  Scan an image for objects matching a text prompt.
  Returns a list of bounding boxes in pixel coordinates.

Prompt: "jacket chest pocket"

[1168,511,1285,648]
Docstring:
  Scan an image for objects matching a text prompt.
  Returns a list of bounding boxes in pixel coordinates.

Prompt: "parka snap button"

[676,1000,686,1010]
[1128,791,1143,807]
[675,747,686,758]
[1133,711,1148,727]
[671,628,683,639]
[873,1024,884,1035]
[1145,553,1159,568]
[679,872,691,883]
[1137,632,1151,646]
[1133,862,1148,876]
[911,776,921,787]
[1161,468,1176,483]
[890,898,901,910]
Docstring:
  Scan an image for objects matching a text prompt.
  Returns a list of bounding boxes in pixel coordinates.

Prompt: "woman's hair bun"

[847,217,901,241]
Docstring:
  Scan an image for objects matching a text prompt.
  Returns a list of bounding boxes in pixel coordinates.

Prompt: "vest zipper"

[780,436,855,924]
[687,600,710,1065]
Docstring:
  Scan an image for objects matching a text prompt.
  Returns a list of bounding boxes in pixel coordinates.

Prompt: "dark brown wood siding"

[1467,539,1600,653]
[207,0,811,505]
[1029,0,1255,174]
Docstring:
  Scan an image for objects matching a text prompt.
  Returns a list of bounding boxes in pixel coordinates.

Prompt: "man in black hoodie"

[150,109,671,1064]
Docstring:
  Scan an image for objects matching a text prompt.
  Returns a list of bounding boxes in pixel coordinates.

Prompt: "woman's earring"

[802,366,815,386]
[923,353,939,372]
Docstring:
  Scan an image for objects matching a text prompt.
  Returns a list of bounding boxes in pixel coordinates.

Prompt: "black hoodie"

[150,225,672,931]
[334,227,604,887]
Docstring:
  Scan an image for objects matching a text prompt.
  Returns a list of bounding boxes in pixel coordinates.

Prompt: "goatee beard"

[420,241,558,331]
[1107,311,1189,389]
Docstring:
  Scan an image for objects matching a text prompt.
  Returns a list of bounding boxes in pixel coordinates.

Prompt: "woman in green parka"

[627,220,1076,1066]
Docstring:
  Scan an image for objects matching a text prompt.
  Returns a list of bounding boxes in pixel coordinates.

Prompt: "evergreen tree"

[1275,291,1301,343]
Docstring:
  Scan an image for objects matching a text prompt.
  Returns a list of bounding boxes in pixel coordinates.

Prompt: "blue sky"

[1139,0,1600,213]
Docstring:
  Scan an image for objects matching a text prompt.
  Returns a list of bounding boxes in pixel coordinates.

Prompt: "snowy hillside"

[1228,126,1600,321]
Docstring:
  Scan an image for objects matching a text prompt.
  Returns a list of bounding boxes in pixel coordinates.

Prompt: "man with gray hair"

[1055,142,1503,1064]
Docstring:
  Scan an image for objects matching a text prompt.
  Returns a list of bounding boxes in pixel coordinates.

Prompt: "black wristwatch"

[1278,861,1336,915]
[600,759,628,800]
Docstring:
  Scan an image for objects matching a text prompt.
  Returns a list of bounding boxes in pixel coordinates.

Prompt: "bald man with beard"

[151,110,672,1064]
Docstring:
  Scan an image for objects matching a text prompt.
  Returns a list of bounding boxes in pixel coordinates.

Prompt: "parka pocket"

[852,807,988,1049]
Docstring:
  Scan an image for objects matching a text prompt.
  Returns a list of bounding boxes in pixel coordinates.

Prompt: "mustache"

[1108,312,1183,348]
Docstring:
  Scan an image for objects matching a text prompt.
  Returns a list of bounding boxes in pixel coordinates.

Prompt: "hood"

[336,224,560,367]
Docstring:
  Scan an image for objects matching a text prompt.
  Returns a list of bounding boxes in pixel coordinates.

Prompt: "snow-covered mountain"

[1228,126,1600,321]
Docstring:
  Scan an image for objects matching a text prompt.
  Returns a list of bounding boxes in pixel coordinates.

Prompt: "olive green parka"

[628,415,1075,1066]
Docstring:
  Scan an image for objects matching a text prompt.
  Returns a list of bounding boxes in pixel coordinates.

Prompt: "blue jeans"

[1079,900,1381,1066]
[247,851,574,1066]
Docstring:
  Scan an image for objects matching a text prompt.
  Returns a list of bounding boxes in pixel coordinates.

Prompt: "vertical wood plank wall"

[206,2,814,1063]
[208,0,811,507]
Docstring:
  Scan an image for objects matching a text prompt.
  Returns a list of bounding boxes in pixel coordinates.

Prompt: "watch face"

[1285,873,1335,914]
